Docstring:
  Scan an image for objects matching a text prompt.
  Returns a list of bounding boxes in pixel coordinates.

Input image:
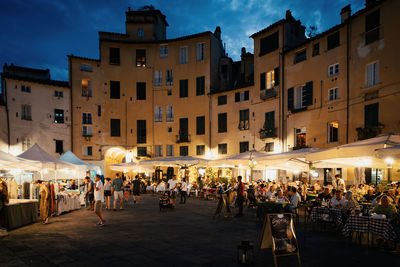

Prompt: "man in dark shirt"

[235,176,245,217]
[317,187,332,203]
[363,189,376,202]
[132,175,141,204]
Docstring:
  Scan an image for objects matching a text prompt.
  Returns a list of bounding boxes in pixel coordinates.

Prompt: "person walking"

[132,175,141,204]
[104,178,112,210]
[94,175,105,226]
[180,178,187,204]
[235,176,245,217]
[167,175,178,207]
[36,180,50,224]
[0,180,9,237]
[86,177,95,211]
[112,173,124,210]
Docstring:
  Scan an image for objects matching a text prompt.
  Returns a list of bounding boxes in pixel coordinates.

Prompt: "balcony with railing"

[176,134,191,143]
[260,88,278,100]
[356,123,384,140]
[259,127,277,139]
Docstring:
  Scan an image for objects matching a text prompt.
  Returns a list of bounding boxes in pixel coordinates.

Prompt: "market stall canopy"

[60,151,101,173]
[209,150,269,167]
[109,162,154,173]
[140,156,208,167]
[306,133,400,168]
[18,144,77,171]
[0,150,41,170]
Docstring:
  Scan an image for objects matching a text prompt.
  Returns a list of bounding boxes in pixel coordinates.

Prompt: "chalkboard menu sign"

[258,213,301,267]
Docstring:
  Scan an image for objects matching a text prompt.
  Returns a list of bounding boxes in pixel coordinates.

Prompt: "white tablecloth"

[57,194,81,215]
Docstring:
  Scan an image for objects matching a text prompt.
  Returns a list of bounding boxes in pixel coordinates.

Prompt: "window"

[21,105,31,120]
[287,81,313,111]
[365,103,379,127]
[179,46,188,64]
[109,47,120,65]
[218,113,227,133]
[160,45,168,58]
[136,82,146,100]
[54,109,64,124]
[218,95,227,105]
[259,31,279,56]
[196,116,205,135]
[294,49,307,64]
[154,71,162,86]
[22,137,31,151]
[235,91,249,102]
[155,145,163,157]
[179,118,189,141]
[80,64,92,72]
[264,142,274,152]
[328,88,339,101]
[264,111,275,129]
[194,76,205,96]
[136,49,146,67]
[196,145,205,156]
[82,113,92,124]
[179,79,188,98]
[82,126,92,136]
[196,43,205,61]
[365,9,380,45]
[295,128,307,148]
[167,90,172,96]
[54,91,63,97]
[98,105,101,117]
[240,142,249,153]
[166,106,174,122]
[166,70,173,86]
[137,28,144,37]
[110,119,120,137]
[260,68,279,90]
[218,144,227,155]
[137,147,147,157]
[166,145,174,157]
[110,81,120,99]
[327,31,340,50]
[312,43,320,57]
[83,146,92,156]
[81,79,92,97]
[239,109,249,130]
[180,146,189,156]
[55,140,63,155]
[21,85,31,93]
[137,120,146,144]
[366,61,379,88]
[155,106,162,122]
[328,63,340,77]
[328,122,339,143]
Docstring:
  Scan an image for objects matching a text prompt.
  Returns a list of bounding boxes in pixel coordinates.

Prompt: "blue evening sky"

[0,0,365,82]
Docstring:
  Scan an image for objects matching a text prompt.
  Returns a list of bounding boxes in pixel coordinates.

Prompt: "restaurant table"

[0,199,38,230]
[310,206,343,226]
[342,214,397,242]
[256,201,289,221]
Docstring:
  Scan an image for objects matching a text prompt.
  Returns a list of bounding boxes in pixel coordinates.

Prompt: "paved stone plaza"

[1,194,399,267]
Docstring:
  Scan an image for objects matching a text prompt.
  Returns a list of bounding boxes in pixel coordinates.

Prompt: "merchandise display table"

[0,199,38,230]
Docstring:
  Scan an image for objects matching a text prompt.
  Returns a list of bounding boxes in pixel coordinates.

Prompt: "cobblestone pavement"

[0,194,399,267]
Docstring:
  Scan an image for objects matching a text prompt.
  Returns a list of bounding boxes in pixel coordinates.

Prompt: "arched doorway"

[104,147,126,177]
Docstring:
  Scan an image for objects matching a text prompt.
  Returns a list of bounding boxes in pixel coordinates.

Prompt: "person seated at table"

[331,190,346,208]
[266,185,276,200]
[276,190,289,203]
[288,187,301,213]
[363,189,376,202]
[342,191,360,214]
[317,187,332,203]
[372,195,397,218]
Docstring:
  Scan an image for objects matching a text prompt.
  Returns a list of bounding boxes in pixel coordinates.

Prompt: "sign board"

[258,213,301,267]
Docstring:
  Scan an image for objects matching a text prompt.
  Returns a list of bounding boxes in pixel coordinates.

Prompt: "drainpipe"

[346,17,350,144]
[68,57,73,153]
[281,24,286,152]
[3,79,11,153]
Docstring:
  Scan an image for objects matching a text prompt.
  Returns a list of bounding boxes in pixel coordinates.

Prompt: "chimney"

[285,10,294,21]
[214,26,221,40]
[340,4,351,23]
[241,47,246,57]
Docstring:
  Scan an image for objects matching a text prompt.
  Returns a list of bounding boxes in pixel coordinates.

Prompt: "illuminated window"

[81,79,92,97]
[328,122,339,143]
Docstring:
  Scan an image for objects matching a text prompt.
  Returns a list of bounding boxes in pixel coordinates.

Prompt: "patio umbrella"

[140,156,209,168]
[110,162,154,173]
[209,150,269,167]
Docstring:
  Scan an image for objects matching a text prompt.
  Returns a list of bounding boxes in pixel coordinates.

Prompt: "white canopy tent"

[60,150,102,175]
[109,162,154,173]
[0,150,40,170]
[140,156,209,167]
[306,133,400,169]
[18,144,78,179]
[208,150,269,168]
[375,145,400,159]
